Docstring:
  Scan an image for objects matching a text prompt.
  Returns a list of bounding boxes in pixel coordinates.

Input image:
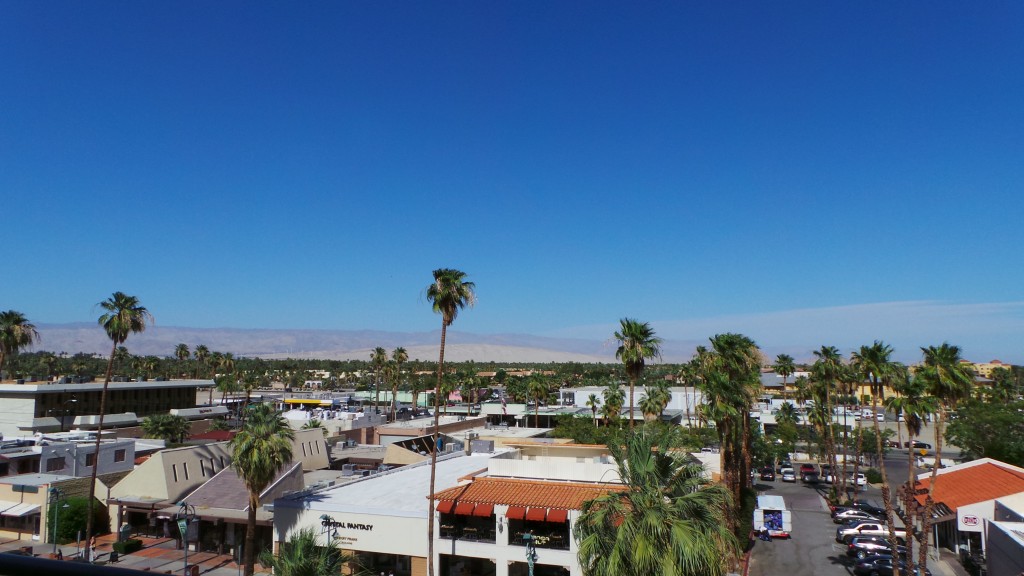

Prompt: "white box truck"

[754,494,792,539]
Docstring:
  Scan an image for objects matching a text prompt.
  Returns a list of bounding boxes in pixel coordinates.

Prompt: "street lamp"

[60,397,77,432]
[49,487,68,555]
[176,501,196,575]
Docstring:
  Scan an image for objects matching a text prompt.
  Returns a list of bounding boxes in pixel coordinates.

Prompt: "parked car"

[759,466,776,481]
[799,463,816,474]
[853,556,930,576]
[837,521,907,544]
[780,467,796,482]
[801,470,820,484]
[832,502,886,518]
[833,509,882,524]
[776,460,792,473]
[849,473,868,487]
[846,536,908,560]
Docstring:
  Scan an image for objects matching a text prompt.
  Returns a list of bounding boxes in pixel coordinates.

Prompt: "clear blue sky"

[3,2,1023,362]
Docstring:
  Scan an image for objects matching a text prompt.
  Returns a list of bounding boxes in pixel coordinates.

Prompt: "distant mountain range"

[33,323,707,364]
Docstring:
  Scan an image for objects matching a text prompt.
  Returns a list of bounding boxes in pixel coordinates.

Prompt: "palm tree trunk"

[427,323,446,576]
[84,340,117,551]
[244,492,258,576]
[906,428,917,568]
[919,410,945,571]
[628,376,635,431]
[870,393,902,576]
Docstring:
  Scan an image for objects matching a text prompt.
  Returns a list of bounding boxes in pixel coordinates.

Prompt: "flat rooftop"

[0,473,74,486]
[0,379,214,394]
[276,453,494,518]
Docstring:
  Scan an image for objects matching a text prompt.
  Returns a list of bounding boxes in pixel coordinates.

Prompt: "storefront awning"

[0,501,19,514]
[454,502,475,515]
[546,509,568,523]
[3,503,40,517]
[506,506,526,520]
[473,503,494,517]
[436,501,454,514]
[526,507,547,522]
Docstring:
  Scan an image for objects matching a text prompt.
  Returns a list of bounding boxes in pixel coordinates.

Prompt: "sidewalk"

[0,533,271,575]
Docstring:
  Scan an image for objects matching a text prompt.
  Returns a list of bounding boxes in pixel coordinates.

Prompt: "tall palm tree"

[708,333,762,499]
[370,347,387,416]
[0,310,40,378]
[232,403,295,576]
[915,343,973,569]
[174,343,190,377]
[85,292,152,547]
[528,378,548,427]
[602,382,625,428]
[193,344,209,379]
[773,353,795,402]
[259,526,364,576]
[613,319,662,431]
[638,391,662,422]
[586,393,600,426]
[850,341,903,560]
[391,347,408,419]
[811,345,843,500]
[575,427,739,576]
[424,268,475,576]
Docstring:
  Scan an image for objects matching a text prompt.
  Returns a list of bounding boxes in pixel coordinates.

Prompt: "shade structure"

[506,506,526,520]
[526,507,547,522]
[2,503,40,517]
[436,500,454,514]
[473,503,494,517]
[454,502,475,516]
[546,508,568,523]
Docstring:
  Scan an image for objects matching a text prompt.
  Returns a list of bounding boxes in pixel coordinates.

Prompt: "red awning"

[546,508,568,523]
[473,503,495,517]
[526,507,547,522]
[454,502,476,515]
[436,501,454,514]
[506,506,526,520]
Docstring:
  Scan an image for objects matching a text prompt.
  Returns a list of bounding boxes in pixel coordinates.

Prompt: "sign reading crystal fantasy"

[321,515,374,532]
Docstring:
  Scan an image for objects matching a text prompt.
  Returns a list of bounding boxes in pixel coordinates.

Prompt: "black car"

[906,440,932,449]
[853,556,930,576]
[847,536,908,560]
[832,502,887,518]
[801,471,820,484]
[759,466,776,481]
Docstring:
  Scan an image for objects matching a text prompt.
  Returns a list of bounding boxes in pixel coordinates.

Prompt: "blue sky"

[3,2,1023,363]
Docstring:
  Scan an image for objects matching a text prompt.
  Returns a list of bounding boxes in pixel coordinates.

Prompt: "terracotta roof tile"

[915,462,1024,511]
[432,477,626,510]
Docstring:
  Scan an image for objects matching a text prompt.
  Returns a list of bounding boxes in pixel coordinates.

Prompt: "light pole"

[60,397,77,432]
[49,487,67,555]
[176,501,196,575]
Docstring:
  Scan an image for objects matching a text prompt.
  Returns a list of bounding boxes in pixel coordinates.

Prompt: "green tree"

[86,292,152,548]
[773,353,795,402]
[575,428,739,576]
[613,318,662,431]
[528,378,548,427]
[174,343,190,377]
[946,398,1024,465]
[391,347,408,419]
[193,344,210,379]
[424,267,475,576]
[141,413,190,444]
[0,310,40,377]
[231,403,295,576]
[915,343,974,570]
[370,347,388,416]
[259,526,365,576]
[47,496,109,545]
[586,393,600,426]
[601,382,625,427]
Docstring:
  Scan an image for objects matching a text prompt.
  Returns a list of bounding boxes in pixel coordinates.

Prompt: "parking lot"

[746,460,956,576]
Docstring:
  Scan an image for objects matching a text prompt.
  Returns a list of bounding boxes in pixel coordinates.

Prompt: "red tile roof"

[914,461,1024,511]
[189,430,237,441]
[431,477,627,510]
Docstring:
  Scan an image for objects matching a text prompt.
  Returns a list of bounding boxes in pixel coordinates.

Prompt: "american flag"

[501,395,507,415]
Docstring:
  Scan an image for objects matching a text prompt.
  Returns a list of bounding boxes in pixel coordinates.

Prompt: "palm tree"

[232,403,295,576]
[811,345,843,500]
[850,341,903,559]
[602,382,625,428]
[85,292,152,548]
[424,268,475,576]
[391,347,408,419]
[915,343,973,569]
[0,310,40,378]
[141,413,190,444]
[613,319,662,431]
[575,427,739,576]
[586,393,600,426]
[708,333,762,500]
[259,526,364,576]
[528,378,548,427]
[773,353,795,401]
[174,343,190,377]
[370,347,387,416]
[193,344,209,379]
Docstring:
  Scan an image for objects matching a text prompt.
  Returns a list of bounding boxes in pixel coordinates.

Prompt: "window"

[200,460,206,477]
[183,462,190,480]
[172,464,178,482]
[86,453,96,467]
[46,457,65,472]
[114,449,126,463]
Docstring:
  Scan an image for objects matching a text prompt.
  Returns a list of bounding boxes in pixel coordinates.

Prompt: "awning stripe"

[526,507,547,522]
[454,502,475,516]
[506,506,526,520]
[436,501,454,514]
[546,509,568,523]
[472,503,494,517]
